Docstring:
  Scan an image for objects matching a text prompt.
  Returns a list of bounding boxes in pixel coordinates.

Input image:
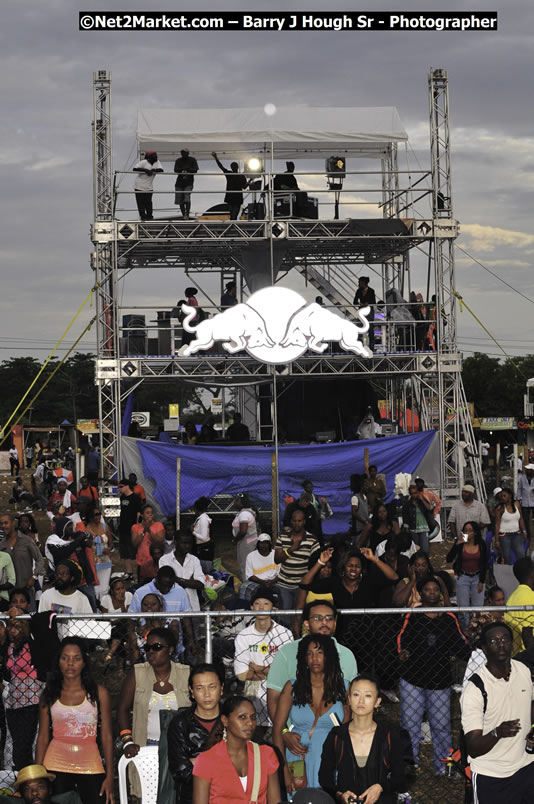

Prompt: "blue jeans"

[456,574,485,629]
[399,678,451,772]
[411,530,429,554]
[500,531,525,565]
[273,585,297,627]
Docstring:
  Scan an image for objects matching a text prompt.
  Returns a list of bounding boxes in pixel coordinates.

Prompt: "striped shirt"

[275,531,319,589]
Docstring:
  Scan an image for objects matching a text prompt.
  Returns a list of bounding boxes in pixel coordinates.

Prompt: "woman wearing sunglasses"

[118,627,190,765]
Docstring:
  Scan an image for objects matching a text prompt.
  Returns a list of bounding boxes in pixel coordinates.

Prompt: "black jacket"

[167,706,221,804]
[397,611,471,689]
[319,720,405,803]
[401,498,435,533]
[446,539,488,583]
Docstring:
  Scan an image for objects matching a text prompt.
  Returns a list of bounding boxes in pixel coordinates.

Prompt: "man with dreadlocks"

[273,633,349,792]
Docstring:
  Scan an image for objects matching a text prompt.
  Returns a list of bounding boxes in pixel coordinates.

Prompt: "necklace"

[154,669,171,688]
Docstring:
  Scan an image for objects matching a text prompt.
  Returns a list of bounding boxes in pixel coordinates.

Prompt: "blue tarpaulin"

[135,430,437,534]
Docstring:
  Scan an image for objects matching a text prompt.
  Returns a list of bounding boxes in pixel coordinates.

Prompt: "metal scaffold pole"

[428,67,484,507]
[91,70,122,495]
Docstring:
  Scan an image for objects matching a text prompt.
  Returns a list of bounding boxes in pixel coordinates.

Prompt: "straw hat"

[14,764,55,789]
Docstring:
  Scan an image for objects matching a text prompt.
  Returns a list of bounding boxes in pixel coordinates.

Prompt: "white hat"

[493,487,503,495]
[257,533,271,542]
[525,464,534,470]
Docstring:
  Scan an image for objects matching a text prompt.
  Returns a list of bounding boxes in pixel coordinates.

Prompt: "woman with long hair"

[131,504,165,580]
[273,633,349,791]
[168,663,224,804]
[193,695,280,804]
[447,520,488,628]
[359,503,400,552]
[495,486,527,564]
[319,674,405,804]
[76,504,113,596]
[35,636,114,803]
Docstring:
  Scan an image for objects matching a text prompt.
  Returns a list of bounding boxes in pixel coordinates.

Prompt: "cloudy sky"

[2,0,533,362]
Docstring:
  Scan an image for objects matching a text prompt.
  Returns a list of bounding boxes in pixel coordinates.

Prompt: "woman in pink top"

[131,504,165,578]
[35,637,114,803]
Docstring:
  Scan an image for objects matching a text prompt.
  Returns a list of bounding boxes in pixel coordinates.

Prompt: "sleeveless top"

[500,506,521,533]
[44,697,104,774]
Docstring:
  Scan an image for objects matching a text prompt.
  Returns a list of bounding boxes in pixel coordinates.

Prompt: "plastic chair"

[118,745,159,804]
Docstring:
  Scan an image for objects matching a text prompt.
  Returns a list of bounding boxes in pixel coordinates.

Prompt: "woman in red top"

[131,505,165,579]
[193,696,280,804]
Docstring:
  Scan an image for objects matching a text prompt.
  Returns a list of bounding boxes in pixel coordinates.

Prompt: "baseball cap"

[257,533,271,543]
[462,484,475,493]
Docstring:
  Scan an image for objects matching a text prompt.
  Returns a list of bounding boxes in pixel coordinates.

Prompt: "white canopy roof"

[136,106,408,162]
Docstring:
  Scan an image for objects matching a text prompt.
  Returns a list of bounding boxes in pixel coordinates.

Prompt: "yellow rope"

[0,284,99,436]
[0,317,96,449]
[453,291,512,360]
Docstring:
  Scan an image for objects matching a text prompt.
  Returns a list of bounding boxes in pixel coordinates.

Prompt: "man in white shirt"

[245,534,280,587]
[159,531,205,611]
[234,587,293,730]
[38,560,93,638]
[133,150,163,220]
[9,447,20,477]
[461,621,534,801]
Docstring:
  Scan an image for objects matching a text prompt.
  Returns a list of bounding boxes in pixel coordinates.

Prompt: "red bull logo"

[180,287,371,364]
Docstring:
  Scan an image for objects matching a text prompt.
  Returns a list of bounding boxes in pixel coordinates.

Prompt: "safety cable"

[0,284,99,437]
[454,291,511,360]
[0,317,96,450]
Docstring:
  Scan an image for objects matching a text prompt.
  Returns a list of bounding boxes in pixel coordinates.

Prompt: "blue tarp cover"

[136,431,436,534]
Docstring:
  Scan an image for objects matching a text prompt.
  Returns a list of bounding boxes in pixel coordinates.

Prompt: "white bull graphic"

[280,304,372,357]
[181,303,275,355]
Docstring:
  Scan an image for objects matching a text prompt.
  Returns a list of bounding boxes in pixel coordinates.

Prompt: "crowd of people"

[0,461,534,803]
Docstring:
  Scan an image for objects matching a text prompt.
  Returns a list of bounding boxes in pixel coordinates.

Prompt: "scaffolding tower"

[91,68,484,515]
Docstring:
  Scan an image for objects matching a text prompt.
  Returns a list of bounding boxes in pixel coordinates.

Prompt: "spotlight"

[245,157,263,173]
[325,156,346,190]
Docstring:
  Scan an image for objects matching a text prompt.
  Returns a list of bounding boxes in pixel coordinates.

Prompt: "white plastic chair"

[118,745,159,804]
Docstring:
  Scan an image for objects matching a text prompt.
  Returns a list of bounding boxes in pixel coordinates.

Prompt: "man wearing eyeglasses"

[461,621,534,801]
[266,600,356,757]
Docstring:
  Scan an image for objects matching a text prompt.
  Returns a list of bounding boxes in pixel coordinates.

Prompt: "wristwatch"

[491,728,499,739]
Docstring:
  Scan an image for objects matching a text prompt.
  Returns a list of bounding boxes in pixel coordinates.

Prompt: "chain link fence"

[0,606,533,802]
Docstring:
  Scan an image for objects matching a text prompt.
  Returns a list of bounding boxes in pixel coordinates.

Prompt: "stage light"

[325,156,346,189]
[245,157,263,173]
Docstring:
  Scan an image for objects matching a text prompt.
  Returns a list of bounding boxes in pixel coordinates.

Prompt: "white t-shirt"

[38,588,93,639]
[461,660,534,778]
[245,549,280,582]
[134,159,163,192]
[376,538,417,559]
[234,621,293,725]
[158,552,205,611]
[232,510,257,539]
[9,448,18,460]
[100,591,133,612]
[192,512,212,544]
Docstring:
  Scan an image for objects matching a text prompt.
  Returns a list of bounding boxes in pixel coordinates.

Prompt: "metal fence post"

[205,612,212,662]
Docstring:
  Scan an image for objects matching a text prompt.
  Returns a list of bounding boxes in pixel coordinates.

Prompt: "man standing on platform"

[174,148,199,219]
[133,150,163,221]
[517,464,534,546]
[211,152,248,219]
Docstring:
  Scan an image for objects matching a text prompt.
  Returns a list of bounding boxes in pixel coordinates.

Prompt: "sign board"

[168,404,180,419]
[479,417,516,431]
[132,411,150,428]
[164,418,180,432]
[210,398,223,414]
[178,286,371,365]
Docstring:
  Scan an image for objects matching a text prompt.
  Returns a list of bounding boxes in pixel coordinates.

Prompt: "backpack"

[457,673,487,803]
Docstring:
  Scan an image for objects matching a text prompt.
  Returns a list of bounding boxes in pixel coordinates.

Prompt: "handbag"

[250,741,262,804]
[287,758,307,790]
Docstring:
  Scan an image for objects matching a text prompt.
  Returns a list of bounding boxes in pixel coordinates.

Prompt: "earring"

[223,727,227,742]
